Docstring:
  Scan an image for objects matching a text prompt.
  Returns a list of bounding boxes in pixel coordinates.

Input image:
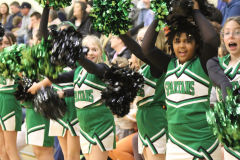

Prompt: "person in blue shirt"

[4,2,22,32]
[142,0,154,26]
[221,0,240,26]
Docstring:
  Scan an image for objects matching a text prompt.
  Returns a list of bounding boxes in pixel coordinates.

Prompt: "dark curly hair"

[166,22,202,58]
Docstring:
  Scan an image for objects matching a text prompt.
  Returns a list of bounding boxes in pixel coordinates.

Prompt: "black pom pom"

[33,86,67,120]
[14,77,38,102]
[167,0,215,27]
[101,63,144,117]
[49,27,88,68]
[0,22,5,42]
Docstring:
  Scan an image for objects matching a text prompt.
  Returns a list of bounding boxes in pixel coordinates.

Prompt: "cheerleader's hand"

[57,90,64,99]
[27,82,42,95]
[192,0,199,10]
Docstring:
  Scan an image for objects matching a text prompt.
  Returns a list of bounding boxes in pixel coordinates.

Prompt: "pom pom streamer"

[21,39,64,79]
[0,44,25,79]
[33,86,67,120]
[101,63,144,117]
[49,27,88,68]
[15,77,37,102]
[150,0,170,31]
[90,0,134,36]
[206,88,240,150]
[0,22,4,41]
[35,0,71,10]
[166,0,215,27]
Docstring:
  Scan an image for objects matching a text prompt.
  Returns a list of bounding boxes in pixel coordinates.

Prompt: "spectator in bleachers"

[137,0,148,25]
[3,1,22,32]
[67,0,88,20]
[48,10,61,29]
[86,1,93,13]
[0,3,10,25]
[69,1,100,37]
[142,0,154,26]
[221,0,240,26]
[56,8,67,22]
[14,2,35,44]
[108,35,131,63]
[28,12,41,44]
[11,16,22,32]
[217,0,226,12]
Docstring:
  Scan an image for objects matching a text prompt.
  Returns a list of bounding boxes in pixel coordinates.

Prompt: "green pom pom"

[150,0,169,31]
[21,38,64,80]
[90,0,133,36]
[206,88,240,150]
[35,0,72,10]
[0,44,25,79]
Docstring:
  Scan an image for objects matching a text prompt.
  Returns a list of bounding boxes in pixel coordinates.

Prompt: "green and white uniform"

[164,57,220,160]
[134,64,167,155]
[49,67,80,137]
[74,66,115,154]
[216,55,240,160]
[0,75,22,131]
[24,102,54,147]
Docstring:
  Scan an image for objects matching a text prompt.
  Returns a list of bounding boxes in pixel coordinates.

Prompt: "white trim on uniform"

[0,88,14,91]
[28,124,45,133]
[71,118,78,124]
[166,99,208,108]
[169,133,200,155]
[185,69,210,84]
[166,67,180,76]
[151,128,165,141]
[144,78,156,86]
[84,79,106,89]
[62,87,74,90]
[2,111,15,120]
[207,139,219,152]
[138,98,154,107]
[100,126,113,138]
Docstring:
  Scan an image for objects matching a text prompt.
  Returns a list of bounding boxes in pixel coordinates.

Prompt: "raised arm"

[119,34,163,78]
[119,34,152,65]
[38,4,50,41]
[207,57,232,100]
[141,20,171,72]
[193,9,218,74]
[78,57,109,77]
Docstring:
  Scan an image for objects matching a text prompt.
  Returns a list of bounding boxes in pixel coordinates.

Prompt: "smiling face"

[173,33,197,64]
[85,41,102,63]
[223,20,240,56]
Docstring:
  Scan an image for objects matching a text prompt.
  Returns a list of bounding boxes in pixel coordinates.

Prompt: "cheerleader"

[0,32,22,160]
[207,16,240,160]
[28,35,116,160]
[141,0,221,159]
[117,25,169,160]
[48,21,81,160]
[23,5,55,160]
